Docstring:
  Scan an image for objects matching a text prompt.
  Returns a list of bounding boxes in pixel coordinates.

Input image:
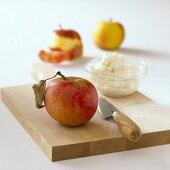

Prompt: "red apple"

[39,28,83,64]
[32,72,98,126]
[44,76,98,126]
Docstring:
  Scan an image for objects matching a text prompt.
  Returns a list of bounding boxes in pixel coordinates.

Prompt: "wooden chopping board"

[1,84,170,161]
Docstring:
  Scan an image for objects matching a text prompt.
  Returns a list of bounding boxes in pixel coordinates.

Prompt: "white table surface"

[0,0,170,169]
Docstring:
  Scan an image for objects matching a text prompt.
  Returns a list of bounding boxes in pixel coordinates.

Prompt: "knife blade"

[98,97,141,141]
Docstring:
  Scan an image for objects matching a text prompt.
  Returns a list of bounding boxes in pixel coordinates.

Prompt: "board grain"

[1,84,170,161]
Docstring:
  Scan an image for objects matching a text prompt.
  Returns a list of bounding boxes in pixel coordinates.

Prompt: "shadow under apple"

[117,47,170,59]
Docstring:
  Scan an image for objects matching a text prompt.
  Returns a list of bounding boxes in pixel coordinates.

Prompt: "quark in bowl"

[85,52,148,97]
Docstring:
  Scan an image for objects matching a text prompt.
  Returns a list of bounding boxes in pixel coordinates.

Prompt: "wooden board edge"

[126,130,170,149]
[51,130,170,161]
[1,85,170,161]
[1,88,53,161]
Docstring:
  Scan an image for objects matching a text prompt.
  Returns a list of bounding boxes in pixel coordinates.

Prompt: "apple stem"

[36,72,67,95]
[59,24,63,29]
[57,71,67,80]
[109,18,113,22]
[45,71,67,81]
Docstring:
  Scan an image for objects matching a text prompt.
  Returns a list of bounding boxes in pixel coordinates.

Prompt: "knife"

[98,97,142,141]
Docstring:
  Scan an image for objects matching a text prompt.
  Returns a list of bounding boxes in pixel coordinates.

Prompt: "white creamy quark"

[94,52,138,79]
[92,52,139,97]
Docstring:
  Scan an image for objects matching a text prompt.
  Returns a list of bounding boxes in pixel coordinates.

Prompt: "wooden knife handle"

[112,111,142,141]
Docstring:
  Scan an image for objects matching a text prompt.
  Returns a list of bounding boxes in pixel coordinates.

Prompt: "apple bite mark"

[50,33,82,52]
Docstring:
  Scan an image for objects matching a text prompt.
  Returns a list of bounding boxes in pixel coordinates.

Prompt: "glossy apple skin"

[44,77,98,126]
[93,21,124,50]
[39,29,83,64]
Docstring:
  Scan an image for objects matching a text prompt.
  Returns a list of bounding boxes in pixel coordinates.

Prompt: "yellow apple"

[93,20,125,50]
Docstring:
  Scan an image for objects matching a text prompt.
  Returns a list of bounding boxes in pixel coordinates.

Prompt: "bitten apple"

[39,28,83,64]
[93,20,125,50]
[32,72,98,126]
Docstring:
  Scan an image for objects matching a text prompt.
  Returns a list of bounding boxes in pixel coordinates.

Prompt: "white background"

[0,0,170,169]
